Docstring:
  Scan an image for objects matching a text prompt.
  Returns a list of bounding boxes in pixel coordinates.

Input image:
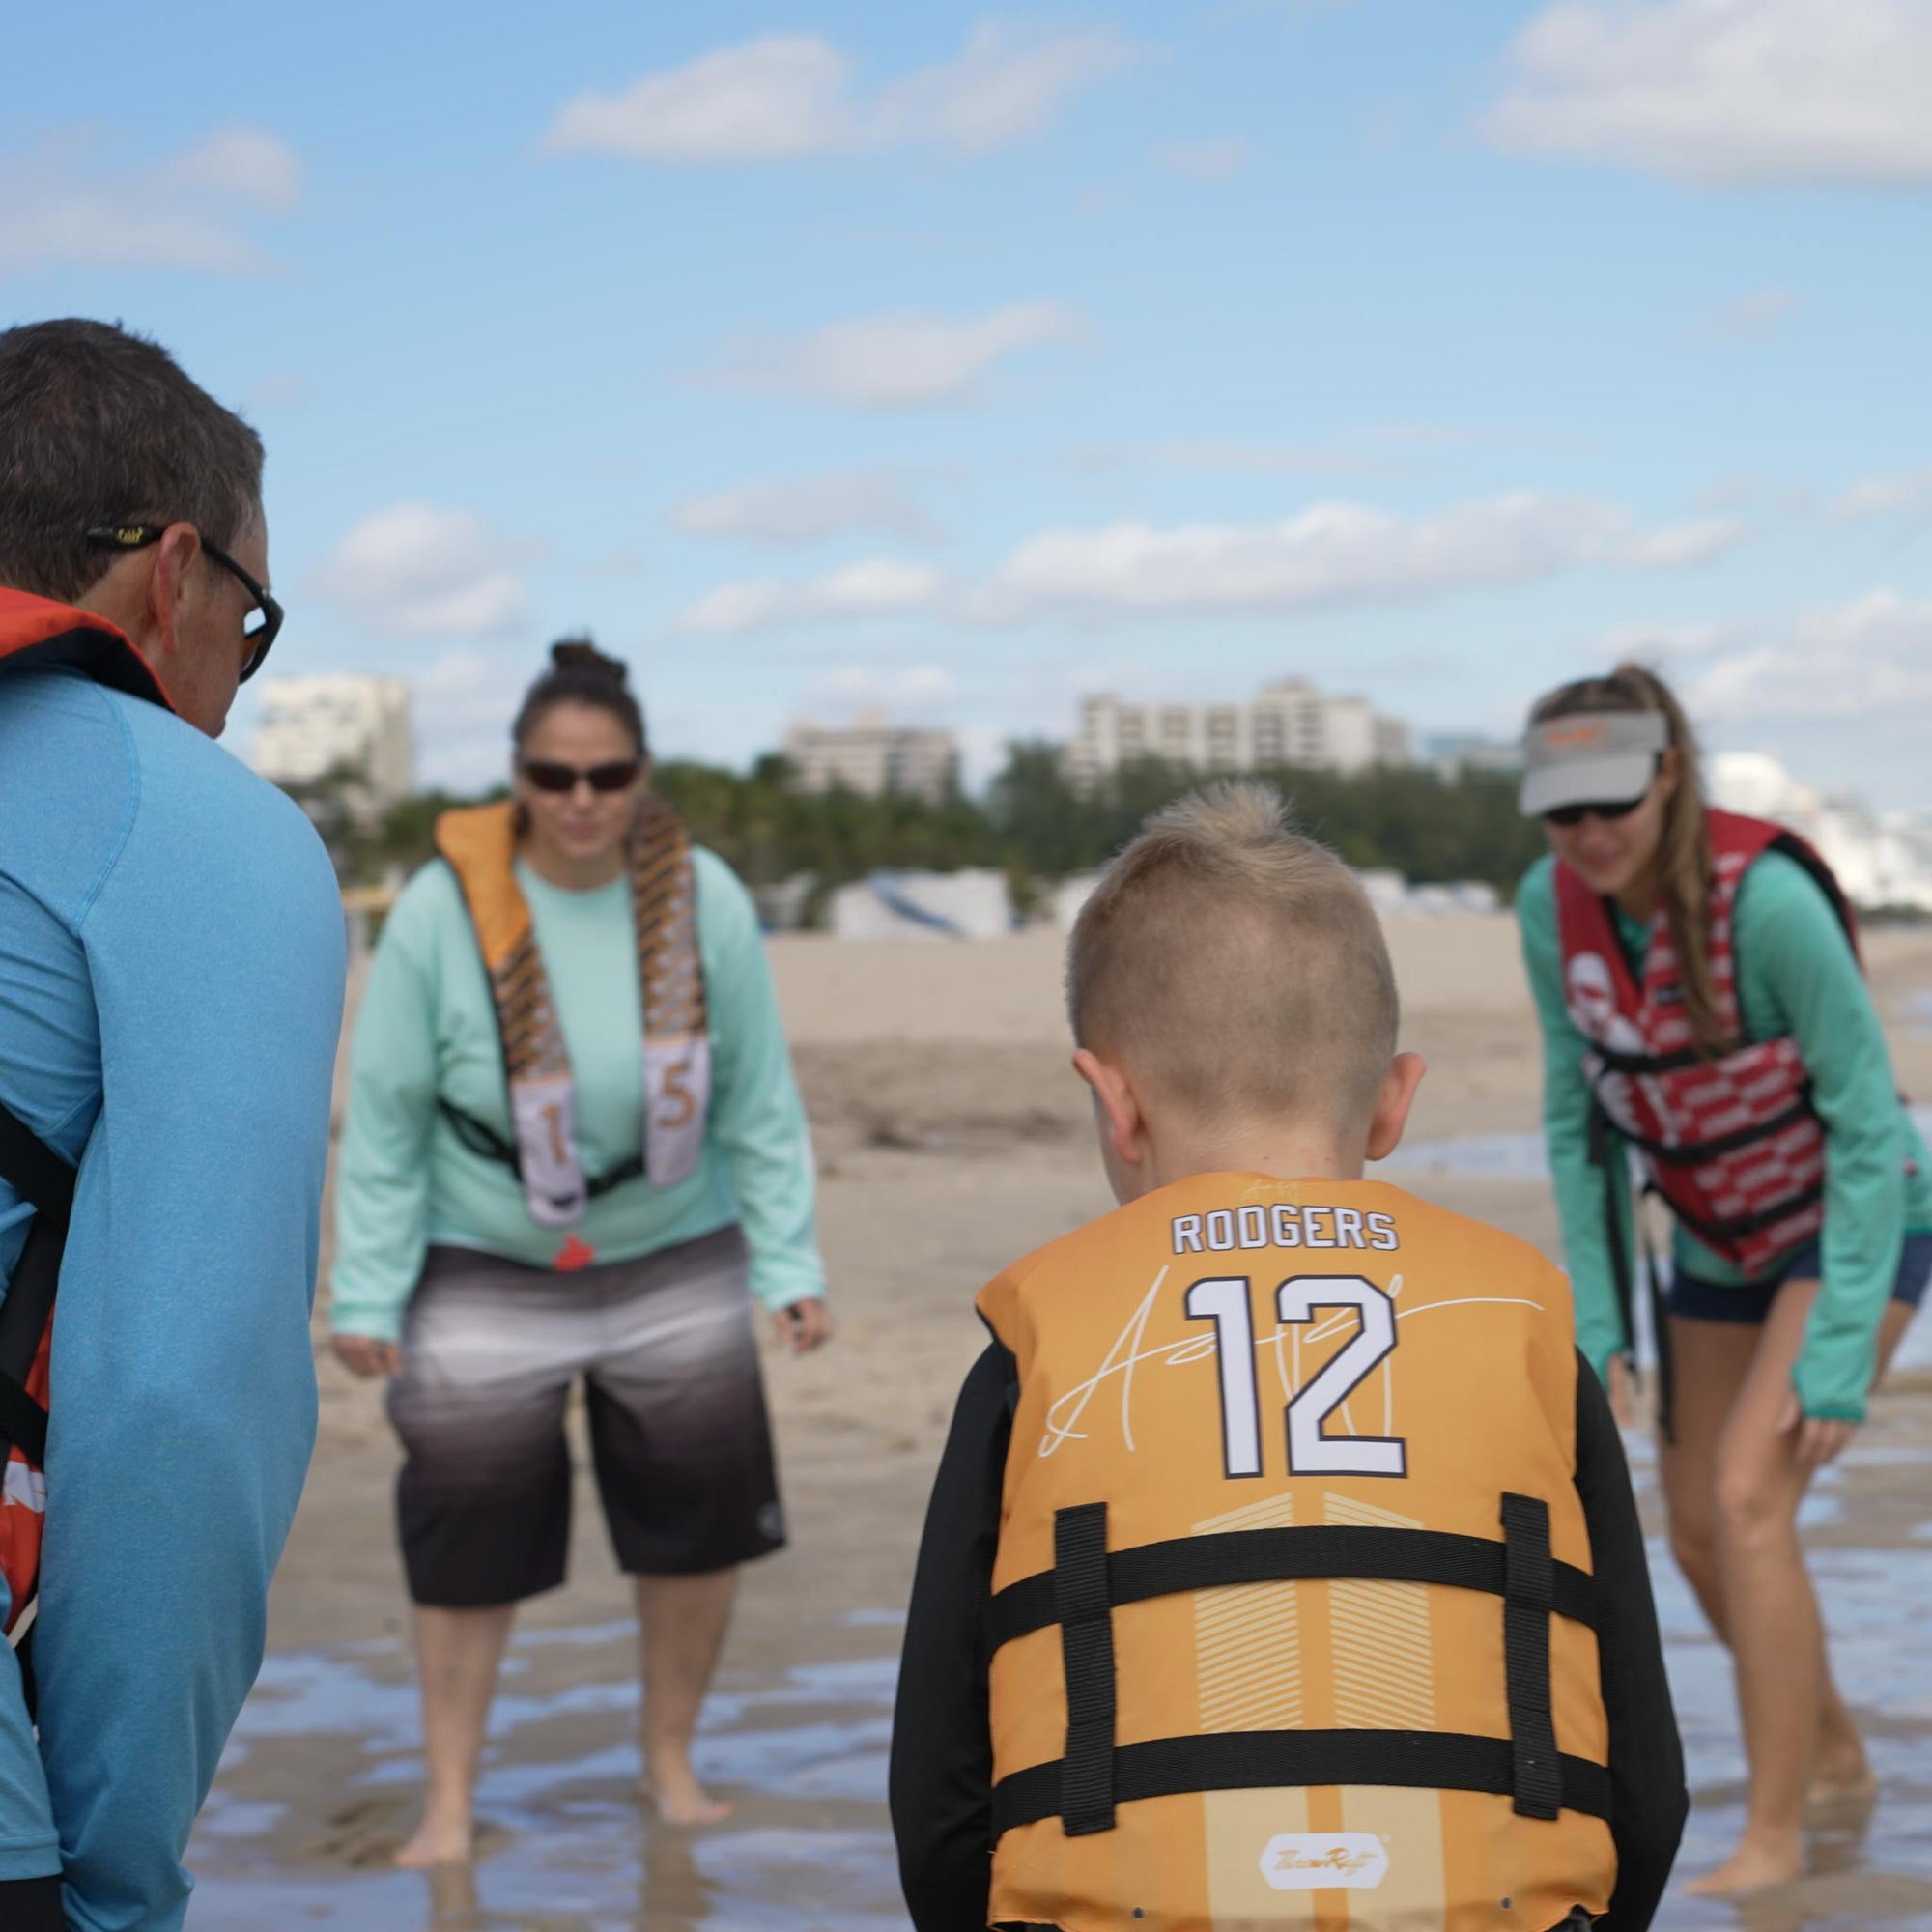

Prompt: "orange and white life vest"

[1553,808,1857,1275]
[976,1174,1614,1932]
[0,590,172,1650]
[435,797,712,1245]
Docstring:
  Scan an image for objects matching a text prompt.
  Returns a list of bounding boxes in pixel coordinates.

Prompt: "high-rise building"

[1070,679,1411,782]
[782,711,960,804]
[252,674,414,822]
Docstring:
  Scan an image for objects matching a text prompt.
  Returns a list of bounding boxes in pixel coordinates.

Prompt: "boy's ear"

[1364,1051,1428,1163]
[1071,1046,1150,1171]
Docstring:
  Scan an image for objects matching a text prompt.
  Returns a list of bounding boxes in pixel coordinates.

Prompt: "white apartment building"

[252,674,414,821]
[1071,679,1411,781]
[782,711,960,805]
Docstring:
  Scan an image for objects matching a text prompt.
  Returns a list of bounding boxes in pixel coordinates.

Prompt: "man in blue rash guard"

[0,319,344,1930]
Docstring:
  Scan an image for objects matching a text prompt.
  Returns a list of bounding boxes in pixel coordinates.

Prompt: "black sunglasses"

[86,524,284,682]
[1543,793,1647,829]
[518,757,642,795]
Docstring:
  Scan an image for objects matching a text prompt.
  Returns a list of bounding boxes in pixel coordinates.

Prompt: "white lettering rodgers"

[1258,1832,1390,1891]
[1173,1205,1399,1255]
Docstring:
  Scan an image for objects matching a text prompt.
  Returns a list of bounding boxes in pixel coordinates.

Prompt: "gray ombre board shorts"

[387,1225,785,1606]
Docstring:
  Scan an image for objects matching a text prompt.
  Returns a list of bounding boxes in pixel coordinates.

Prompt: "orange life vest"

[976,1174,1615,1932]
[0,590,171,1653]
[434,797,713,1260]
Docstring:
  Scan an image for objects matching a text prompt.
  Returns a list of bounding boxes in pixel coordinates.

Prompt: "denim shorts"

[1668,1230,1932,1324]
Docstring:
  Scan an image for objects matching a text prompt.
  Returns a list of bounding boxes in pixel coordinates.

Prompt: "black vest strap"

[0,1100,73,1233]
[992,1494,1606,1840]
[1051,1503,1118,1837]
[990,1730,1615,1839]
[438,1099,645,1199]
[1500,1492,1563,1820]
[989,1521,1598,1654]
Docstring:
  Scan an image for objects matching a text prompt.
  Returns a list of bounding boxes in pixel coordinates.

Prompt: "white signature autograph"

[1037,1272,1544,1459]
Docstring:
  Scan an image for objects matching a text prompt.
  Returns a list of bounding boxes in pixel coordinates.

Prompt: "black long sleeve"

[890,1342,1013,1932]
[1572,1350,1689,1929]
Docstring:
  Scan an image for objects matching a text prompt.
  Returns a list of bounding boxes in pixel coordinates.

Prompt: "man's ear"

[1071,1046,1151,1173]
[1364,1051,1428,1163]
[139,523,204,673]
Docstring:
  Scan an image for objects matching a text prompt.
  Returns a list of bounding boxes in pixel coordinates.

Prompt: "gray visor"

[1519,710,1668,817]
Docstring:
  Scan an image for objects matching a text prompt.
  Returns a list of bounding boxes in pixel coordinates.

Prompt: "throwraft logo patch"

[1259,1832,1390,1890]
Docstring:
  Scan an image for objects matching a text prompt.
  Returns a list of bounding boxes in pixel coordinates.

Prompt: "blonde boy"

[890,783,1684,1932]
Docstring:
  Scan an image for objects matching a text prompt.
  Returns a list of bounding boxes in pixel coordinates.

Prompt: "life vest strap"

[1005,1495,1593,1840]
[1501,1492,1563,1820]
[1052,1502,1118,1836]
[1587,1087,1818,1170]
[990,1728,1615,1840]
[988,1520,1598,1654]
[0,1099,73,1234]
[438,1099,646,1200]
[1667,1180,1826,1249]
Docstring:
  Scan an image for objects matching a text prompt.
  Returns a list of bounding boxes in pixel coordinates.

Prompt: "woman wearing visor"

[1514,663,1932,1895]
[329,639,830,1864]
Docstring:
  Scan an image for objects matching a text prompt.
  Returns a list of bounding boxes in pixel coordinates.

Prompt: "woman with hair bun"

[1515,662,1932,1895]
[329,639,829,1863]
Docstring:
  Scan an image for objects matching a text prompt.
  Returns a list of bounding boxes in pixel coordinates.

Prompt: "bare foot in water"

[1682,1833,1804,1896]
[395,1810,474,1868]
[640,1755,732,1827]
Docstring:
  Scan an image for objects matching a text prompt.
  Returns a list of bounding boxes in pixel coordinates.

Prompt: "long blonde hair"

[1530,663,1726,1056]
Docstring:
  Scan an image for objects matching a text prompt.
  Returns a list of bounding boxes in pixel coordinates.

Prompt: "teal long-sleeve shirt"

[1518,848,1932,1421]
[330,845,824,1340]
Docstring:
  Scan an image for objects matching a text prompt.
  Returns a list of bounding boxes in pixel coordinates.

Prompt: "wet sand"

[191,919,1932,1930]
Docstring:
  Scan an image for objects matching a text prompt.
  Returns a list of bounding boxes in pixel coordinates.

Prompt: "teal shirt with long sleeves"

[1519,848,1932,1422]
[331,845,824,1339]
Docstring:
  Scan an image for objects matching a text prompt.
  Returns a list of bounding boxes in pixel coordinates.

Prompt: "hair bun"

[548,636,629,685]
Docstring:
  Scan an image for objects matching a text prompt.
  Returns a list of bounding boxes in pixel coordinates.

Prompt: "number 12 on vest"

[1185,1275,1406,1482]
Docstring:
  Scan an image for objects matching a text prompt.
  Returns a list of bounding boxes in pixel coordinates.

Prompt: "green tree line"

[296,747,1543,911]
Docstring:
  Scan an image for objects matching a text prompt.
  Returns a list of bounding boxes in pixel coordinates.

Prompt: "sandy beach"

[189,915,1932,1931]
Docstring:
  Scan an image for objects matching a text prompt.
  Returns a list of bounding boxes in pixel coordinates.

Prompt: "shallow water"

[190,1416,1932,1932]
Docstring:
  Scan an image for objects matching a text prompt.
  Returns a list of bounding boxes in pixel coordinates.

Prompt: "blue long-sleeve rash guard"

[0,668,344,1930]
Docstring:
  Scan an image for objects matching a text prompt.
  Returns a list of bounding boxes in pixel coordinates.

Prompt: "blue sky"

[6,0,1932,803]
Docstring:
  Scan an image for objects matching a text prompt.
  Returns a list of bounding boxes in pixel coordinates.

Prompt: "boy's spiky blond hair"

[1067,781,1399,1130]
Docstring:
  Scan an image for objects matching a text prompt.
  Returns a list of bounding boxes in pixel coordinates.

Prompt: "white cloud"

[408,649,527,789]
[716,300,1084,410]
[311,504,531,639]
[1697,288,1799,341]
[1680,591,1932,723]
[1487,0,1932,187]
[675,557,946,636]
[0,126,302,272]
[676,468,929,544]
[1831,470,1932,522]
[1158,139,1253,178]
[546,23,1134,163]
[980,494,1744,619]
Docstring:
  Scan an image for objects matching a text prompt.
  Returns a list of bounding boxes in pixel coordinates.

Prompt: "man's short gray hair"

[0,319,264,603]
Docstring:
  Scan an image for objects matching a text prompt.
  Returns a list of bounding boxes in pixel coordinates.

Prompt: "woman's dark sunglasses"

[1543,793,1647,829]
[86,524,284,682]
[519,757,641,795]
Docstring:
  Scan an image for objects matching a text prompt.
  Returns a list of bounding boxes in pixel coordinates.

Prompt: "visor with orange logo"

[1519,710,1668,817]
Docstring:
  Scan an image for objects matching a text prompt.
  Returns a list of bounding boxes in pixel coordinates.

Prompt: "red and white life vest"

[0,589,171,1648]
[1553,809,1858,1277]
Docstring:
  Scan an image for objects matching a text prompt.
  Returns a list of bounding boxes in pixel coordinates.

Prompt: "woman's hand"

[772,1298,833,1356]
[1778,1386,1856,1471]
[331,1333,404,1379]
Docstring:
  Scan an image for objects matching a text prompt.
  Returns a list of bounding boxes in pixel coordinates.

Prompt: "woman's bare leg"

[1684,1284,1912,1894]
[396,1603,517,1867]
[635,1569,738,1825]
